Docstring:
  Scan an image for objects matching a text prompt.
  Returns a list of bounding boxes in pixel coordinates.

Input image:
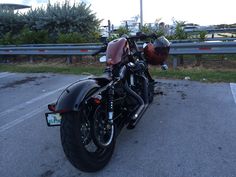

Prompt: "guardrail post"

[66,56,72,64]
[29,56,34,63]
[172,56,178,69]
[179,55,184,66]
[1,55,10,63]
[195,54,202,66]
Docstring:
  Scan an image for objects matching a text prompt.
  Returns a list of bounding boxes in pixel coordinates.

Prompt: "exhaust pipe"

[124,76,149,129]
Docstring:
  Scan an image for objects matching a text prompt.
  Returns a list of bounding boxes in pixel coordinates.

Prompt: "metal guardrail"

[0,45,98,55]
[169,41,236,68]
[1,42,236,55]
[170,42,236,54]
[0,43,101,47]
[171,37,236,43]
[0,40,236,68]
[185,28,236,34]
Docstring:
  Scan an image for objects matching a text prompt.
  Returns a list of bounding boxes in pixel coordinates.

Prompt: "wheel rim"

[78,105,114,155]
[93,105,114,148]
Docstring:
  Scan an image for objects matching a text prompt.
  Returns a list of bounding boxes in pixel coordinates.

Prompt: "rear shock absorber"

[107,84,114,124]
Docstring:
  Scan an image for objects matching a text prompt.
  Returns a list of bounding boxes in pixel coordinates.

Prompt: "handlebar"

[92,33,158,56]
[92,45,107,56]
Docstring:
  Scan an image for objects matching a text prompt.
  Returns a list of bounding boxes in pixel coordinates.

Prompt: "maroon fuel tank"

[106,38,129,65]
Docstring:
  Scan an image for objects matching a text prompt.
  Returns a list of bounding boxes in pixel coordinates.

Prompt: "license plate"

[45,112,62,126]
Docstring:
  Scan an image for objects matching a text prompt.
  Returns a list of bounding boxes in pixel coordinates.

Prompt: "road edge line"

[0,108,43,133]
[230,83,236,105]
[0,86,66,118]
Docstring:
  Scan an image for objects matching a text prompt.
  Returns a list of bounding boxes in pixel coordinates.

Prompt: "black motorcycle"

[45,33,170,172]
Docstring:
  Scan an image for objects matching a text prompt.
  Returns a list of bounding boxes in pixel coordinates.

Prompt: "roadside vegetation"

[0,2,100,44]
[1,1,233,44]
[0,62,235,83]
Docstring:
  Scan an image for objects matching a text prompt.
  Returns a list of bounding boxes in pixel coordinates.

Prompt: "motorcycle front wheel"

[60,105,115,172]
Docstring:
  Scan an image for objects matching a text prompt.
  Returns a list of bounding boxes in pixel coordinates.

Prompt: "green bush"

[199,31,207,41]
[24,2,100,41]
[0,32,15,45]
[115,26,131,37]
[57,32,86,43]
[0,28,49,45]
[17,28,49,44]
[0,2,101,44]
[174,24,188,39]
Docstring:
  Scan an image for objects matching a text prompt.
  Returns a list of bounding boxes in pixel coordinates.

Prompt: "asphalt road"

[0,72,236,177]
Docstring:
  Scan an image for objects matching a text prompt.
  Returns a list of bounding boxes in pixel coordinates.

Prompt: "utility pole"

[140,0,143,27]
[108,20,111,38]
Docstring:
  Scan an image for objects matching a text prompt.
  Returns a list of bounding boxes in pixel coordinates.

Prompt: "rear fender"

[55,78,110,112]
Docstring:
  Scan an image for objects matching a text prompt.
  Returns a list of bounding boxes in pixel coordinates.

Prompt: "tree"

[0,8,25,38]
[199,31,207,41]
[172,20,188,39]
[25,1,100,42]
[114,26,131,37]
[0,1,101,44]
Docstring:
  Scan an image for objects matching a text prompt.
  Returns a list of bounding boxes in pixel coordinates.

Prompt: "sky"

[1,0,236,26]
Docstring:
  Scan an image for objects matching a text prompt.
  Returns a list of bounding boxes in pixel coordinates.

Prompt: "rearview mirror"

[99,56,106,63]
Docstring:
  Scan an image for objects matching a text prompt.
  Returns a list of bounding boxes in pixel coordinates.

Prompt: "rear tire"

[60,107,115,172]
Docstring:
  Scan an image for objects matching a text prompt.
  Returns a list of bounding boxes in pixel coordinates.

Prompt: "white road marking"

[0,86,66,118]
[230,83,236,104]
[0,72,15,79]
[0,107,43,133]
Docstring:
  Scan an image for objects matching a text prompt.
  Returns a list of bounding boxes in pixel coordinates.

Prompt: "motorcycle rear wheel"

[60,107,115,172]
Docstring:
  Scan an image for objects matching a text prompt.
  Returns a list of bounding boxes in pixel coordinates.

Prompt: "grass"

[0,63,104,75]
[0,63,236,83]
[150,67,236,83]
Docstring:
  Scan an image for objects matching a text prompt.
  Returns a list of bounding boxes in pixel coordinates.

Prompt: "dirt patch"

[177,90,187,100]
[1,76,39,89]
[40,170,54,177]
[201,59,236,70]
[166,55,236,70]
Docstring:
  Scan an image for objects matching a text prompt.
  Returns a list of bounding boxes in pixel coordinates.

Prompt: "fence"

[0,40,236,68]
